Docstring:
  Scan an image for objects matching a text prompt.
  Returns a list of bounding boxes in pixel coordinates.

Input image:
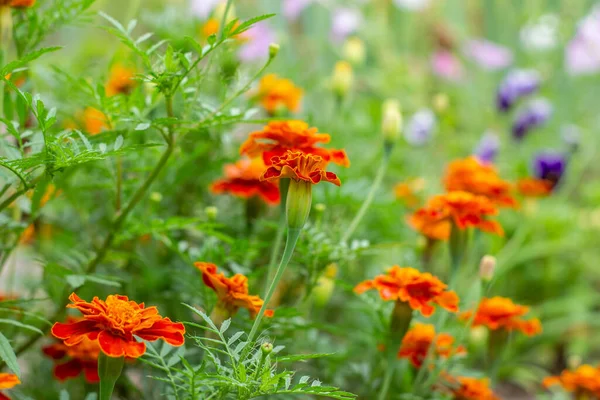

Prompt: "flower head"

[398,323,465,368]
[473,131,500,164]
[3,0,35,7]
[444,156,517,208]
[512,98,552,140]
[82,107,109,135]
[241,120,349,167]
[195,262,273,319]
[253,74,303,114]
[211,158,280,205]
[354,266,458,317]
[443,375,499,400]
[543,364,600,398]
[51,293,185,358]
[105,64,136,97]
[533,151,567,186]
[461,296,542,336]
[0,373,20,400]
[516,178,553,197]
[408,191,503,241]
[463,39,513,71]
[405,109,436,146]
[261,151,341,186]
[496,69,540,112]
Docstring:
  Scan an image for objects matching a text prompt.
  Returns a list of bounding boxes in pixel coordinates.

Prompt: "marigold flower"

[254,74,303,114]
[241,120,349,167]
[105,64,136,97]
[202,17,220,37]
[195,262,273,319]
[394,178,425,208]
[261,151,341,186]
[543,364,600,398]
[0,373,20,400]
[461,296,542,336]
[443,375,500,400]
[398,323,465,368]
[516,178,553,197]
[211,158,280,205]
[444,156,517,208]
[82,107,109,135]
[3,0,35,7]
[354,266,459,317]
[51,293,185,358]
[43,318,101,383]
[408,191,504,241]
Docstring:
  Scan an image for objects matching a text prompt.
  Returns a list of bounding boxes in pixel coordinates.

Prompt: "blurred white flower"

[331,8,362,43]
[393,0,430,11]
[520,14,559,52]
[190,0,221,19]
[405,109,436,146]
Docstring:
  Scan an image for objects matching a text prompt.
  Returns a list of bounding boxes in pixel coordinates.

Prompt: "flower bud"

[343,37,366,66]
[314,203,326,213]
[268,43,280,59]
[331,61,354,98]
[150,192,163,202]
[479,255,496,282]
[286,180,312,230]
[469,325,489,345]
[261,342,274,355]
[205,206,218,221]
[312,264,338,308]
[432,93,449,113]
[381,99,402,145]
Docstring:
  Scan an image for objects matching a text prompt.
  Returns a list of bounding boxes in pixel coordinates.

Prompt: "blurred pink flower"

[190,0,220,19]
[431,50,463,81]
[464,39,513,70]
[331,8,362,43]
[283,0,313,21]
[238,22,277,62]
[566,5,600,75]
[393,0,430,11]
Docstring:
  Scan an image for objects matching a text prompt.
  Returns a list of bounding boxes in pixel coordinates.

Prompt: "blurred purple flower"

[496,69,540,112]
[393,0,430,11]
[190,0,220,19]
[464,39,513,70]
[566,5,600,75]
[533,151,567,186]
[238,23,277,62]
[512,98,552,140]
[431,50,463,81]
[474,131,500,164]
[405,109,436,146]
[283,0,313,21]
[331,8,362,43]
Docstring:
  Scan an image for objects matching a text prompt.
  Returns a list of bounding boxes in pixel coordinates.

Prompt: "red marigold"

[443,375,500,400]
[354,266,459,317]
[254,74,304,114]
[0,373,20,400]
[398,323,465,368]
[240,120,350,167]
[516,178,553,198]
[195,262,274,319]
[5,0,35,7]
[543,364,600,398]
[261,151,341,186]
[408,191,503,240]
[211,158,280,205]
[461,296,542,336]
[51,293,185,358]
[444,157,517,208]
[105,64,136,97]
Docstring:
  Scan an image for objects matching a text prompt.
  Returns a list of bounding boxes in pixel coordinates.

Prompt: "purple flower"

[331,8,362,43]
[283,0,313,21]
[431,50,464,81]
[474,131,500,164]
[496,69,540,112]
[405,109,436,146]
[190,0,220,19]
[512,98,552,140]
[565,5,600,75]
[464,39,513,70]
[238,23,277,62]
[533,151,567,186]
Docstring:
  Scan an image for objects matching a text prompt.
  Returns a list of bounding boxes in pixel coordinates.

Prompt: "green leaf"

[1,47,62,75]
[220,318,231,334]
[230,14,275,36]
[0,319,44,335]
[0,333,20,377]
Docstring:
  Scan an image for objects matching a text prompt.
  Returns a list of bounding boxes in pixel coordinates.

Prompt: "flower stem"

[342,153,390,243]
[264,178,289,291]
[378,363,395,400]
[98,354,124,400]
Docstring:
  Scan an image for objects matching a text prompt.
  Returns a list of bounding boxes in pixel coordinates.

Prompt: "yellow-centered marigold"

[254,74,303,114]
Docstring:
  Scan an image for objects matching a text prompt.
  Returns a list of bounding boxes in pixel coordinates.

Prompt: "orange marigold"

[394,178,425,208]
[443,375,499,400]
[211,158,280,205]
[461,296,542,336]
[543,365,600,398]
[82,107,109,135]
[202,18,220,38]
[240,120,350,167]
[408,191,503,241]
[254,74,304,114]
[444,156,517,208]
[105,64,136,97]
[4,0,35,7]
[51,293,185,358]
[0,373,20,400]
[195,262,274,319]
[261,151,341,186]
[517,178,553,198]
[354,266,459,317]
[398,323,465,368]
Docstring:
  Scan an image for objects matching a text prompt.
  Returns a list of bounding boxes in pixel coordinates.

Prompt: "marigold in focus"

[82,107,109,135]
[517,178,553,198]
[0,373,20,400]
[442,375,499,400]
[408,191,503,240]
[105,64,136,97]
[51,293,185,358]
[461,296,542,336]
[261,151,341,186]
[211,158,280,205]
[195,262,274,319]
[444,156,517,208]
[543,364,600,398]
[43,318,101,383]
[254,74,303,114]
[398,323,465,368]
[354,266,459,317]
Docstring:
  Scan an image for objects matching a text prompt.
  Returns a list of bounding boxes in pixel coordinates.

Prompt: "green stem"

[247,228,301,345]
[341,152,390,243]
[378,363,395,400]
[219,0,233,40]
[98,354,124,400]
[264,178,289,290]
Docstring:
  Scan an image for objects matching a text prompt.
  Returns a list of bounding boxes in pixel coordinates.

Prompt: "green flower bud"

[205,206,218,221]
[261,342,274,355]
[286,180,312,230]
[269,43,280,59]
[381,99,402,146]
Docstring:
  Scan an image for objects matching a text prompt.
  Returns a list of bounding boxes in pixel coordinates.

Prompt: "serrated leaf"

[0,319,44,335]
[114,135,123,151]
[230,14,275,36]
[135,122,150,131]
[220,318,231,334]
[0,333,20,377]
[227,331,244,346]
